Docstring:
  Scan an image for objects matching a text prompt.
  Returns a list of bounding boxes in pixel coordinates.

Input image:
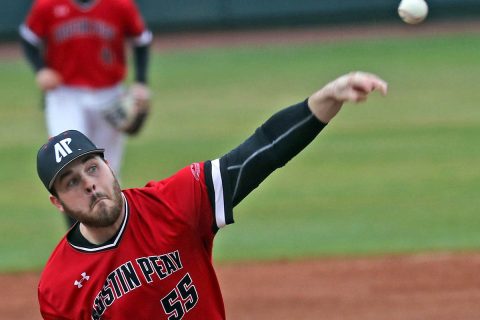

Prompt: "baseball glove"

[103,86,150,136]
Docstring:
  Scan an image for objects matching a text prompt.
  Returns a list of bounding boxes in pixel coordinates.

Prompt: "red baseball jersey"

[23,0,148,88]
[38,161,233,319]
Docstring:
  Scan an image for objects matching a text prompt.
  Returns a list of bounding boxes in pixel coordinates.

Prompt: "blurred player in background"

[20,0,153,227]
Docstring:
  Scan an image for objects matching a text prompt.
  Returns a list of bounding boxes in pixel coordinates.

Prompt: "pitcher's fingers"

[351,72,388,96]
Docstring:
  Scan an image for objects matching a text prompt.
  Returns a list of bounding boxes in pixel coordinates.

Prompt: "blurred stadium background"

[2,0,480,38]
[1,1,480,319]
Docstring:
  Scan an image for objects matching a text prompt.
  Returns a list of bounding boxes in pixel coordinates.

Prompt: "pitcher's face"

[50,155,123,228]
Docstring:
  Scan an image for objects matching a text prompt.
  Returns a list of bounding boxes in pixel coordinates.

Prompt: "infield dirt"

[3,252,480,319]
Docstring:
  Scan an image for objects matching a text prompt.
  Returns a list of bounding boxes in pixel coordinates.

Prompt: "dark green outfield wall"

[3,0,480,39]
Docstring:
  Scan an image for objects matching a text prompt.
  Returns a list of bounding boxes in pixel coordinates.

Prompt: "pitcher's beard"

[62,180,123,228]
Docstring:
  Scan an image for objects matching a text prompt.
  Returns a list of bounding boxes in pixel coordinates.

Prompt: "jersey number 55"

[161,273,199,319]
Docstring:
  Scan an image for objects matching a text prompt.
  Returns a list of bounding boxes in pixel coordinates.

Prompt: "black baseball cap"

[37,130,104,191]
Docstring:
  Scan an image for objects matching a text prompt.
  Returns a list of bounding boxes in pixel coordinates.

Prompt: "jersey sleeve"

[203,160,234,230]
[145,161,233,241]
[38,278,68,320]
[23,0,49,40]
[121,0,148,37]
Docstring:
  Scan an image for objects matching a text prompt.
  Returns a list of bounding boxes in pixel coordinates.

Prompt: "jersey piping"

[211,159,227,228]
[204,160,234,231]
[19,24,42,46]
[131,30,153,46]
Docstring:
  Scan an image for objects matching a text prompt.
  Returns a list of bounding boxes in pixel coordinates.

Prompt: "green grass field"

[1,32,480,272]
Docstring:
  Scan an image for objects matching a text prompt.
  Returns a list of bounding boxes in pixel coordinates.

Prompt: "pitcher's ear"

[49,195,65,213]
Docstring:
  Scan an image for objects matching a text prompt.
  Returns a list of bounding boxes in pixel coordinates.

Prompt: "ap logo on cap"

[54,138,73,163]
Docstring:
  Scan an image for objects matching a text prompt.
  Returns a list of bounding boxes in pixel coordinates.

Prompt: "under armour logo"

[54,138,73,163]
[74,272,90,288]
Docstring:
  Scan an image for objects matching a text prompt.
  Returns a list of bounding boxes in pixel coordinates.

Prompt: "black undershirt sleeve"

[132,44,149,84]
[219,99,327,208]
[20,37,45,72]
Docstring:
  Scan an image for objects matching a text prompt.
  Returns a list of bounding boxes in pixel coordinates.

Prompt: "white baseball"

[398,0,429,24]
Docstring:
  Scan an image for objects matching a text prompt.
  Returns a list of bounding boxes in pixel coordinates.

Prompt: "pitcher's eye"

[67,177,79,188]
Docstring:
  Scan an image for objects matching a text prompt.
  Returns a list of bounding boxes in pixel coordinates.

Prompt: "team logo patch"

[54,138,73,163]
[74,272,90,288]
[54,5,69,17]
[190,163,200,181]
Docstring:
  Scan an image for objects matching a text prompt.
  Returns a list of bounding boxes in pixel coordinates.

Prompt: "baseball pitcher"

[36,72,387,319]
